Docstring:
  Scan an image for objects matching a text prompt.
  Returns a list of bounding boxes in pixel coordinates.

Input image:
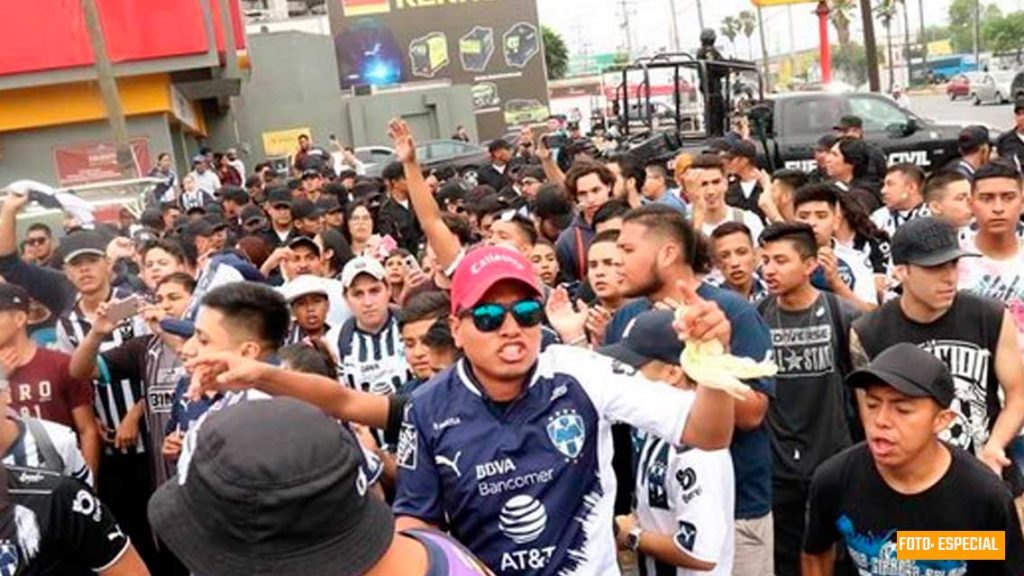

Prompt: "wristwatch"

[625,526,643,552]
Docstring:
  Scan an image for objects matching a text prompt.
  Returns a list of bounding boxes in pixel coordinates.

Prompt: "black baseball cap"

[846,343,955,408]
[957,125,990,153]
[599,310,682,369]
[203,214,228,231]
[288,235,321,256]
[704,138,732,154]
[891,217,978,267]
[292,199,325,220]
[301,169,323,180]
[834,115,863,130]
[0,284,30,313]
[267,188,293,207]
[1015,97,1024,114]
[316,196,343,214]
[58,231,107,265]
[240,205,265,226]
[186,218,216,238]
[816,133,840,151]
[149,398,394,576]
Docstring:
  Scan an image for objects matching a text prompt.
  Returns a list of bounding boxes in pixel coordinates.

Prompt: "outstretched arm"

[185,353,391,429]
[388,119,463,271]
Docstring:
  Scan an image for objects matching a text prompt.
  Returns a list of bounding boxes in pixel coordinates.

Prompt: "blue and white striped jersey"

[393,345,696,576]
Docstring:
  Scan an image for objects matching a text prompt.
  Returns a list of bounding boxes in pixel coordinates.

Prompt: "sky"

[537,0,1024,61]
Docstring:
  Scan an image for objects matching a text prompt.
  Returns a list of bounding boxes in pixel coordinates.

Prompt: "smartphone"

[403,254,421,273]
[106,295,141,324]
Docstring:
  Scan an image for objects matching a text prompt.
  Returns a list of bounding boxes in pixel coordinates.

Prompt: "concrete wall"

[203,30,346,159]
[204,30,477,165]
[0,114,174,186]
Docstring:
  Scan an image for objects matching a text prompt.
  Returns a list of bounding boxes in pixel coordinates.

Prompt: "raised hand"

[91,302,119,336]
[387,119,417,164]
[671,281,730,348]
[0,190,29,214]
[545,286,588,343]
[184,352,268,401]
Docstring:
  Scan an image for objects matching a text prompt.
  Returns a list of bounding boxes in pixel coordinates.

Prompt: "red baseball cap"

[450,246,542,314]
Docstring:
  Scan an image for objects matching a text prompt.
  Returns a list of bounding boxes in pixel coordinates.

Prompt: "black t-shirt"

[0,465,129,575]
[758,293,858,479]
[853,294,1004,458]
[805,443,1024,575]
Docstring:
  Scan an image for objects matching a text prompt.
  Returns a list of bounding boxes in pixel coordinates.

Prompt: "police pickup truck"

[756,91,969,172]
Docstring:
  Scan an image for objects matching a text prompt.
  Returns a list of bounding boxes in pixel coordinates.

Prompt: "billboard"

[329,0,550,138]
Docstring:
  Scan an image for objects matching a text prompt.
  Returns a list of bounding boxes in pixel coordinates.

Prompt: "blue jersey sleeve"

[392,399,445,526]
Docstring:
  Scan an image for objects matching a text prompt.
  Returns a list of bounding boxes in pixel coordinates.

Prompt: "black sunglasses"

[24,237,48,246]
[462,299,544,332]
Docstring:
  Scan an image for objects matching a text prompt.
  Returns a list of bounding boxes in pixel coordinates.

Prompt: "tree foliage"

[721,16,740,52]
[541,25,568,80]
[830,0,856,47]
[984,11,1024,55]
[738,10,757,59]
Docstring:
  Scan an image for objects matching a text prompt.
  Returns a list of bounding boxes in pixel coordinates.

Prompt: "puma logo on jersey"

[476,458,517,480]
[435,451,463,478]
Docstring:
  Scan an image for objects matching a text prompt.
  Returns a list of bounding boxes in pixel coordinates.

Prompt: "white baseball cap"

[281,275,329,304]
[340,256,386,289]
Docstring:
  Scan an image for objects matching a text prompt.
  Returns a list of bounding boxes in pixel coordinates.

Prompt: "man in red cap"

[181,242,738,576]
[386,244,736,575]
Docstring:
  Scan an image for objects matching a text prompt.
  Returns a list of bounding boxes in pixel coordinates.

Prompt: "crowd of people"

[1,95,1024,576]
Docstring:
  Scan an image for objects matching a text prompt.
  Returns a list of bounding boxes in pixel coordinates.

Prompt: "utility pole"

[860,0,881,92]
[901,0,911,85]
[695,0,706,30]
[618,0,634,58]
[917,0,927,64]
[787,5,796,56]
[81,0,135,177]
[668,0,681,52]
[972,0,981,68]
[758,6,771,91]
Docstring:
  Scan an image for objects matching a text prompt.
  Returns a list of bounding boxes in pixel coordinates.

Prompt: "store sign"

[53,139,151,187]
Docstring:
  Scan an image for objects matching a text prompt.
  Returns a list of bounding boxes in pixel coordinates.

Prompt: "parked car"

[1011,70,1024,102]
[946,74,971,100]
[353,145,396,173]
[971,70,1016,105]
[364,140,489,183]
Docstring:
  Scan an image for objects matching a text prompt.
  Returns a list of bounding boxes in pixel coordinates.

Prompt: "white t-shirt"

[700,208,763,244]
[831,239,880,306]
[958,236,1024,355]
[634,429,734,576]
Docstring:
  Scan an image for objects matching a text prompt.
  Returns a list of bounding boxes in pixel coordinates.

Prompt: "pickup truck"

[755,91,970,172]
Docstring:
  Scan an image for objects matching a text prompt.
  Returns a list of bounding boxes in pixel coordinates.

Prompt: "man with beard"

[606,205,776,576]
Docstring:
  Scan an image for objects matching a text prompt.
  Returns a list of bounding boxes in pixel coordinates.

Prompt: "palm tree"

[831,0,856,47]
[876,0,899,90]
[738,10,757,60]
[720,16,740,55]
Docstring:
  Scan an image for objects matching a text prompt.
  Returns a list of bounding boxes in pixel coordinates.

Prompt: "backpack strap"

[24,419,64,475]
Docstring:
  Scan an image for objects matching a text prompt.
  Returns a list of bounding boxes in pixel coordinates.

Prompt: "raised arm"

[185,353,391,429]
[69,304,118,380]
[0,191,75,313]
[388,119,463,271]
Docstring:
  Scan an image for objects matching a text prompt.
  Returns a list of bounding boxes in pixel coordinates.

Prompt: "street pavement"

[910,93,1014,131]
